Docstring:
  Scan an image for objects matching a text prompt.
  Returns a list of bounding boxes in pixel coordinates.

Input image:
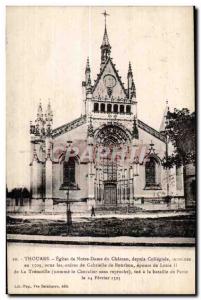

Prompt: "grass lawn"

[7,214,195,237]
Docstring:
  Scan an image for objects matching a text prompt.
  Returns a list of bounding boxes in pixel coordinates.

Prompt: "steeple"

[35,101,44,136]
[100,10,111,70]
[85,57,92,94]
[159,100,169,132]
[36,102,43,121]
[85,57,91,85]
[45,100,53,136]
[127,62,136,99]
[128,61,133,76]
[101,24,110,48]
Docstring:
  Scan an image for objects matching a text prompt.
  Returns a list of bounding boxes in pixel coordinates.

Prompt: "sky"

[6,6,195,189]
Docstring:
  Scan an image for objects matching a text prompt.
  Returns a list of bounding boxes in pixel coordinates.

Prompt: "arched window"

[120,105,124,114]
[94,103,99,112]
[63,158,76,186]
[126,105,131,114]
[107,103,112,113]
[145,157,156,186]
[114,104,118,113]
[100,103,105,113]
[145,156,161,188]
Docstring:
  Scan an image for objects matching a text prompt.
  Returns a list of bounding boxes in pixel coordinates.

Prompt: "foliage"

[7,187,31,199]
[162,108,195,168]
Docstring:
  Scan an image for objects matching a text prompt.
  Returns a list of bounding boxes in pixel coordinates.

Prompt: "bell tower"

[81,9,138,136]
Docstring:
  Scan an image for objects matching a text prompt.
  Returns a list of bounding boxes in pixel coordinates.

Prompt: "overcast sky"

[6,6,194,189]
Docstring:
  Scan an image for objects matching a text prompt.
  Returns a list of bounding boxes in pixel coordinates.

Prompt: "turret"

[132,116,139,140]
[85,57,92,94]
[159,100,169,133]
[85,57,91,84]
[127,62,136,99]
[35,102,45,137]
[45,100,53,136]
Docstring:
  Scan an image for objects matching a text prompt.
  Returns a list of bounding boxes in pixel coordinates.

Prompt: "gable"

[92,58,127,100]
[138,119,166,143]
[51,112,166,147]
[52,115,87,138]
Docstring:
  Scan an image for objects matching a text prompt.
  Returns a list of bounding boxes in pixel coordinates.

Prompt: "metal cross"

[102,10,110,26]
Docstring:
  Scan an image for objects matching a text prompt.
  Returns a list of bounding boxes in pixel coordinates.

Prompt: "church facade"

[29,16,185,213]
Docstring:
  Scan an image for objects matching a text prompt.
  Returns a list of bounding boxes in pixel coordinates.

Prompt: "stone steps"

[95,205,143,214]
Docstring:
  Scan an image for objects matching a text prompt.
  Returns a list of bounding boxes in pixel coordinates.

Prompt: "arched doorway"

[94,124,131,205]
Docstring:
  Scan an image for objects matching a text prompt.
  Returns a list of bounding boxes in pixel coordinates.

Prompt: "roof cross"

[102,10,110,26]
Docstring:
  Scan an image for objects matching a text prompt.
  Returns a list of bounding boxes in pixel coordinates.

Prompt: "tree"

[164,108,195,166]
[162,108,196,208]
[22,188,30,198]
[8,187,31,199]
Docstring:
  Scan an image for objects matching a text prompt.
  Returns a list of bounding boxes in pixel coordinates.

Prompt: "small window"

[114,104,118,113]
[100,103,105,113]
[126,105,131,114]
[107,104,112,113]
[145,157,156,187]
[63,158,75,186]
[120,105,124,114]
[94,103,99,112]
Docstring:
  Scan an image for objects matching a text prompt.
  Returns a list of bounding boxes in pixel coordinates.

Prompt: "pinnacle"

[128,61,133,75]
[38,101,43,113]
[87,117,94,138]
[101,25,111,48]
[85,57,90,72]
[132,116,139,139]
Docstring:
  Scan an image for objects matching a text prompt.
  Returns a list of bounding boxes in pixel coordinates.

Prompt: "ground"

[7,214,195,238]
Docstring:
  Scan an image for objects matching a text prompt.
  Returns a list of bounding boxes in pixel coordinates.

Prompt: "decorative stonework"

[28,10,183,211]
[95,124,130,145]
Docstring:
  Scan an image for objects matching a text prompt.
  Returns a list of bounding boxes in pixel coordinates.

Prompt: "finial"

[37,101,42,113]
[100,10,111,69]
[46,100,53,121]
[132,116,139,139]
[85,57,92,88]
[47,98,51,109]
[86,57,90,72]
[101,11,111,48]
[128,61,133,76]
[128,62,136,99]
[87,116,94,138]
[36,101,43,123]
[102,10,110,27]
[150,140,154,148]
[166,99,170,112]
[30,121,35,135]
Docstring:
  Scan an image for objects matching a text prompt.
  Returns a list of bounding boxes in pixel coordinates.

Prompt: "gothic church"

[29,13,185,213]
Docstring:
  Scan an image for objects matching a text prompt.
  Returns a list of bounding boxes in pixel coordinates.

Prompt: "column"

[31,157,44,212]
[45,157,53,212]
[129,166,134,202]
